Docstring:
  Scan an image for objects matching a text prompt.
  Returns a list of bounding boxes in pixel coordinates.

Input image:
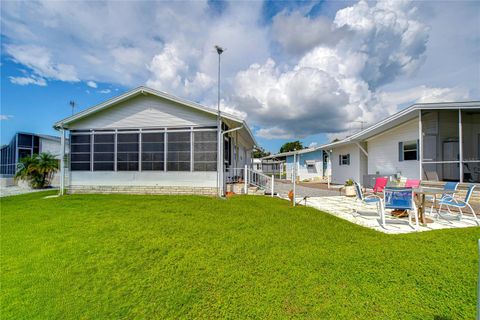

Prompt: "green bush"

[15,152,59,188]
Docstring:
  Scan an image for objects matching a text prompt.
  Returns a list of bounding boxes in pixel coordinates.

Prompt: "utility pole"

[215,45,224,197]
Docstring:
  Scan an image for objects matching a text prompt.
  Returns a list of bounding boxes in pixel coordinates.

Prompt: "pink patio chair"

[373,177,388,194]
[405,179,420,188]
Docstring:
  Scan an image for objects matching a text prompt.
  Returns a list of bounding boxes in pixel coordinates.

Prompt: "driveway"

[0,186,58,198]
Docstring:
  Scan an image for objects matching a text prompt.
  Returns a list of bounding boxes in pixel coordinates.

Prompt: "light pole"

[215,45,224,197]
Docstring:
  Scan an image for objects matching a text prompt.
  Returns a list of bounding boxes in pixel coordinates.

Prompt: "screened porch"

[421,109,480,183]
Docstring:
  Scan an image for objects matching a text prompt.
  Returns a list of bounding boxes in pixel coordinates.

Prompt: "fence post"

[271,175,274,197]
[244,164,248,195]
[477,239,479,320]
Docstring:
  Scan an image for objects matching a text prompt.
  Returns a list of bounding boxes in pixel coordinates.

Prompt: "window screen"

[117,133,139,171]
[71,134,91,171]
[167,132,190,171]
[17,134,33,148]
[141,132,164,171]
[194,131,217,171]
[93,134,114,171]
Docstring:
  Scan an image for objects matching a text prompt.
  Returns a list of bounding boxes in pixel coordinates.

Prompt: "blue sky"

[1,0,479,153]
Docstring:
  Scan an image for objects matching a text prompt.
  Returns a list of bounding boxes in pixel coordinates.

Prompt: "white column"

[60,129,65,195]
[459,109,463,183]
[271,175,274,197]
[293,152,296,207]
[244,164,248,194]
[418,109,423,180]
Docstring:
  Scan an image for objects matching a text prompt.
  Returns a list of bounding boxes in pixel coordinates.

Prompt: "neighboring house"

[252,158,262,171]
[320,101,480,186]
[0,132,64,186]
[0,132,62,175]
[262,147,327,181]
[53,86,256,196]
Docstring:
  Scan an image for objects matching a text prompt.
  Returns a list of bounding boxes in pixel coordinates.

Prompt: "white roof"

[320,100,480,150]
[263,100,480,158]
[53,86,257,146]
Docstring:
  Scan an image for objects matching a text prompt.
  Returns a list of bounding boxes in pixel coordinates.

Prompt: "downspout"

[60,128,65,196]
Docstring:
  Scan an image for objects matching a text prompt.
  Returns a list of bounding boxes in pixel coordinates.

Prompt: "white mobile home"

[319,101,480,186]
[54,86,256,195]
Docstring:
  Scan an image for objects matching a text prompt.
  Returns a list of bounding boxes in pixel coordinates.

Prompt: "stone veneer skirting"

[68,185,217,196]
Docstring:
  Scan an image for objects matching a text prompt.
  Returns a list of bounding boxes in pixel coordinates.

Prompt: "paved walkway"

[0,186,58,198]
[296,195,479,234]
[273,180,340,198]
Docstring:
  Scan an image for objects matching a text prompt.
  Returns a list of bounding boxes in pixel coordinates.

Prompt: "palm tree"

[15,152,59,189]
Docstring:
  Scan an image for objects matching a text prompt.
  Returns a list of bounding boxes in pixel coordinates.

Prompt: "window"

[167,132,190,171]
[17,133,33,148]
[194,131,217,171]
[142,132,164,171]
[117,133,139,171]
[339,154,350,166]
[70,134,91,171]
[305,160,317,173]
[93,134,114,171]
[224,136,232,165]
[399,140,418,161]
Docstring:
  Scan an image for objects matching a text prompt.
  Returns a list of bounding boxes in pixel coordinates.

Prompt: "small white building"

[320,101,480,186]
[54,86,256,195]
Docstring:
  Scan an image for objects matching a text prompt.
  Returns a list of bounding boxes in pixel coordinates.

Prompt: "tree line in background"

[253,140,305,158]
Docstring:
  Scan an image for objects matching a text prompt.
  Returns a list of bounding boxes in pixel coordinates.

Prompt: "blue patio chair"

[353,182,385,225]
[428,182,458,216]
[383,187,419,230]
[437,184,478,224]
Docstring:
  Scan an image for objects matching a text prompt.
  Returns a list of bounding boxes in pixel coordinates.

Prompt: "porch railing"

[224,166,275,196]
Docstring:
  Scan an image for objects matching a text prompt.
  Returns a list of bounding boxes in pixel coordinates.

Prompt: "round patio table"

[412,187,455,225]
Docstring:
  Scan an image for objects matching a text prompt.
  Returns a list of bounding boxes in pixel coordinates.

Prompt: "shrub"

[15,152,59,188]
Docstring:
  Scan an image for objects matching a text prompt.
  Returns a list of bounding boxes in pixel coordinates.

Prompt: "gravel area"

[0,186,58,198]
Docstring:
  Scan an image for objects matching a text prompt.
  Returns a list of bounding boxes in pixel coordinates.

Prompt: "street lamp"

[215,45,224,197]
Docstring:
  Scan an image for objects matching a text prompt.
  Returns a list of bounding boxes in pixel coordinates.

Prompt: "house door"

[322,152,329,177]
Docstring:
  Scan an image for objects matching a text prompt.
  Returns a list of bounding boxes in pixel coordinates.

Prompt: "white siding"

[331,144,361,184]
[40,138,62,159]
[367,119,420,179]
[71,171,216,187]
[69,94,216,130]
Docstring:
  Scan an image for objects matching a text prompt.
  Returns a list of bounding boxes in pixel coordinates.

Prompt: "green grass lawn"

[1,191,479,319]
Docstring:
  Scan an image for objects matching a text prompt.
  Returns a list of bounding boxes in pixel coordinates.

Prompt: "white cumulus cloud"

[9,75,47,86]
[5,44,79,82]
[86,81,97,88]
[230,0,432,139]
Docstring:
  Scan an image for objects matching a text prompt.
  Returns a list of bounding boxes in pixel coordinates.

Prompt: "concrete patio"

[296,195,479,234]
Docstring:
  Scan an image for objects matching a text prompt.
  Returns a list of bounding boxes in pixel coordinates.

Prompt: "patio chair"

[372,177,388,194]
[427,182,458,216]
[353,182,384,225]
[437,184,478,224]
[405,179,420,188]
[383,188,419,230]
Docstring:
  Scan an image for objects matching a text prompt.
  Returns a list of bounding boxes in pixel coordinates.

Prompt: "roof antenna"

[69,100,76,115]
